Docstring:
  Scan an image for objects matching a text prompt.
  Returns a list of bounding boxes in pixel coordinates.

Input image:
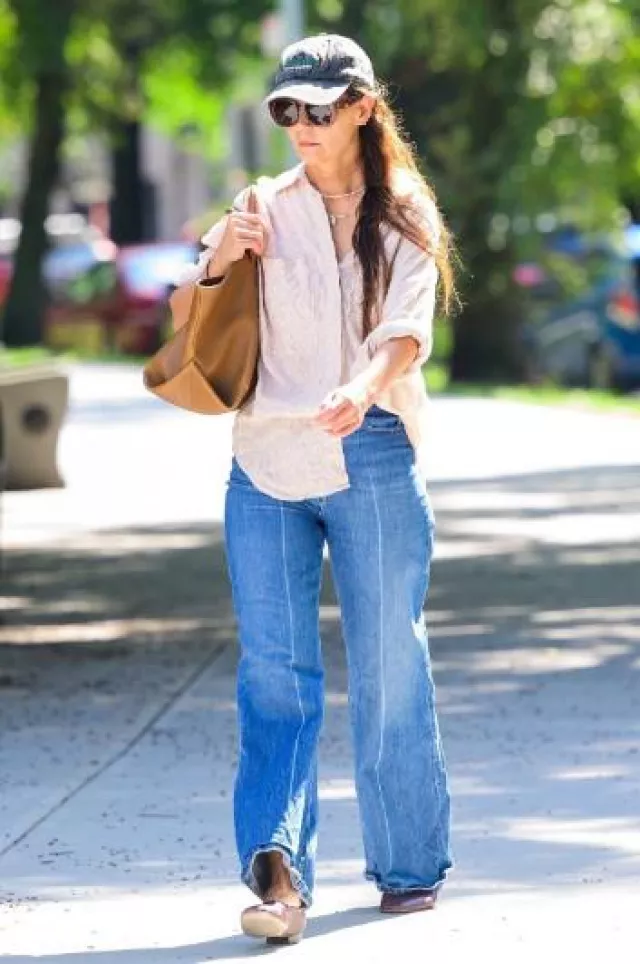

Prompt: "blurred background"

[0,4,639,958]
[1,0,639,395]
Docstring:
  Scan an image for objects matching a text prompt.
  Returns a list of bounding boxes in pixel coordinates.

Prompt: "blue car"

[518,225,640,391]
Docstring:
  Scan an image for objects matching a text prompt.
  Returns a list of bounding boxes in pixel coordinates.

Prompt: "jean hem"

[364,866,451,895]
[241,842,313,909]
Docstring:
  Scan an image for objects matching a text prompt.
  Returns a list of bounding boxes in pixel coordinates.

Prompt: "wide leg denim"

[223,405,453,909]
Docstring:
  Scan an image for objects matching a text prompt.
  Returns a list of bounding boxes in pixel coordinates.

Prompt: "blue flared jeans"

[223,405,453,908]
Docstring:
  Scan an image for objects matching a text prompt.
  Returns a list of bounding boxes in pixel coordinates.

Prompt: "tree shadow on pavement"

[0,462,639,918]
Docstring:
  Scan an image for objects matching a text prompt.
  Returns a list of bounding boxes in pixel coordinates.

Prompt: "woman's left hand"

[313,382,373,437]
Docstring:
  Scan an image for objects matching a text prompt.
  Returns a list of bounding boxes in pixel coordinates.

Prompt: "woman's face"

[285,93,376,164]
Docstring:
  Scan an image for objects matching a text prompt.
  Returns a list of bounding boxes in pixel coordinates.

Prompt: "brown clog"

[380,888,439,914]
[240,899,307,944]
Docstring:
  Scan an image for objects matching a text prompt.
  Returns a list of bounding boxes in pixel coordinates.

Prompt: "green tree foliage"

[2,0,638,375]
[1,0,78,347]
[316,0,640,381]
[0,0,271,346]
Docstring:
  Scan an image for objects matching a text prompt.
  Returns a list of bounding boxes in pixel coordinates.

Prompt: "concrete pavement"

[1,363,639,961]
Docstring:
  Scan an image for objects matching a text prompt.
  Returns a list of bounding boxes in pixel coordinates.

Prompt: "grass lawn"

[425,362,640,416]
[0,346,148,367]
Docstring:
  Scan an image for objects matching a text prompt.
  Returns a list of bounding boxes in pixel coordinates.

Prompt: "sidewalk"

[1,364,639,961]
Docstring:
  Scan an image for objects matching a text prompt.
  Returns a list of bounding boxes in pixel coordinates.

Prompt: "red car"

[0,240,198,355]
[0,254,12,306]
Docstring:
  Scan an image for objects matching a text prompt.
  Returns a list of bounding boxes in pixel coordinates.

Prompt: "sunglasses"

[268,90,362,128]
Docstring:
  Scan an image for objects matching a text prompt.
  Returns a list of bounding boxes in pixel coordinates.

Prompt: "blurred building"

[0,127,215,243]
[0,103,280,245]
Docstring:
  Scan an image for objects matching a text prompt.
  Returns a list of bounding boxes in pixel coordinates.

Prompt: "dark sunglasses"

[268,90,362,128]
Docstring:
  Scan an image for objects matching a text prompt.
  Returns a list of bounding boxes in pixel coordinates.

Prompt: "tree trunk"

[109,39,148,246]
[450,222,528,383]
[109,118,146,245]
[394,3,539,384]
[1,70,69,347]
[449,256,527,383]
[1,0,76,347]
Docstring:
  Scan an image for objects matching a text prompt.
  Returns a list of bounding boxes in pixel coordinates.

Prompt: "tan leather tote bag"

[142,187,260,414]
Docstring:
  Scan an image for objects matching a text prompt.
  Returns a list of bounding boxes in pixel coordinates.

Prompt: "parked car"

[0,213,101,257]
[0,254,11,305]
[516,225,640,391]
[0,240,198,355]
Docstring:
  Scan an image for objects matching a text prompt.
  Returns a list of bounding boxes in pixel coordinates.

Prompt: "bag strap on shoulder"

[246,184,259,216]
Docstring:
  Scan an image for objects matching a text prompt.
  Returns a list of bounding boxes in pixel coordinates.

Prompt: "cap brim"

[263,81,350,106]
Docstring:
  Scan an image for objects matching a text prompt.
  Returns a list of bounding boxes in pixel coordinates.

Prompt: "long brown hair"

[345,84,457,337]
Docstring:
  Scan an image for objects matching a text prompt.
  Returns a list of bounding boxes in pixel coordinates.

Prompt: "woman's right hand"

[207,209,267,278]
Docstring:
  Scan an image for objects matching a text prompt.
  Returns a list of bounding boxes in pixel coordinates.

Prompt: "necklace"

[320,186,366,199]
[327,210,356,227]
[323,189,364,227]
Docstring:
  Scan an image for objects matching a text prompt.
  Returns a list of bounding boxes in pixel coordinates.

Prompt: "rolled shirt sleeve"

[362,194,440,375]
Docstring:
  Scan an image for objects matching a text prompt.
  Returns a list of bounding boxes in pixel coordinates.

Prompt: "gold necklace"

[320,186,366,200]
[327,210,356,227]
[324,194,362,227]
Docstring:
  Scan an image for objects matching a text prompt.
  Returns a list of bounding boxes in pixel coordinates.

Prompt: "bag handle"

[204,184,259,281]
[244,185,259,262]
[225,185,259,257]
[239,183,266,317]
[245,184,258,216]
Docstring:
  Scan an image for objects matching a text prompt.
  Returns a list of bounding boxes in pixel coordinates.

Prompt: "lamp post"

[281,0,304,164]
[261,0,304,56]
[261,1,305,167]
[281,0,304,44]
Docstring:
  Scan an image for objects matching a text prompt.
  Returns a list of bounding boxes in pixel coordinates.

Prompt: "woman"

[187,32,456,945]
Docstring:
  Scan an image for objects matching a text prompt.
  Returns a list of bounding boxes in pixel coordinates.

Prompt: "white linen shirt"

[181,162,439,501]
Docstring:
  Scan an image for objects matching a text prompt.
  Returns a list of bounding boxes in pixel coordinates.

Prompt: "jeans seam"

[364,425,403,434]
[280,505,305,816]
[429,718,450,869]
[364,459,393,877]
[364,427,402,433]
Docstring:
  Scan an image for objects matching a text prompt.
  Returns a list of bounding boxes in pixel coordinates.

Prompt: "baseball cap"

[264,34,376,106]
